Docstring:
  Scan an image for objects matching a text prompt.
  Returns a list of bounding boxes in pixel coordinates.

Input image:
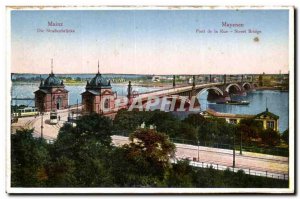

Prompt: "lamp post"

[197,140,200,162]
[240,131,243,155]
[233,130,236,168]
[40,112,44,139]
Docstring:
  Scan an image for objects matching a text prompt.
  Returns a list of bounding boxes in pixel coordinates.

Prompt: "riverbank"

[255,86,289,92]
[12,80,175,88]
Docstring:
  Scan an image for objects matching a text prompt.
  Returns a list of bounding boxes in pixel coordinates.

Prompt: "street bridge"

[127,75,259,109]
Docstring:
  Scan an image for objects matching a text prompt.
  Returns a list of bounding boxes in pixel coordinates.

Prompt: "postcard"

[6,6,295,194]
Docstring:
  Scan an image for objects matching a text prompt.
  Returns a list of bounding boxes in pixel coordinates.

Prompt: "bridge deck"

[137,82,224,100]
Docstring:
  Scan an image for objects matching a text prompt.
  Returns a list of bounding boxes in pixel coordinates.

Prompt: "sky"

[10,9,290,75]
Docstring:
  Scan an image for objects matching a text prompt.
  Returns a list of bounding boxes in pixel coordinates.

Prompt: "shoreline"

[12,81,289,91]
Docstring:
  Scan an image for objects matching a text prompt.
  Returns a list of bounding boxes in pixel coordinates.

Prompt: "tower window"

[267,121,275,129]
[229,119,237,124]
[104,99,110,109]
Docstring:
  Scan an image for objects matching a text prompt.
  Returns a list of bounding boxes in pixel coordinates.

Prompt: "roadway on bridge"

[137,82,223,100]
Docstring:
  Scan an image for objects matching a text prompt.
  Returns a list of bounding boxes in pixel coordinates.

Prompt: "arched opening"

[104,98,110,109]
[226,84,241,95]
[197,87,224,110]
[56,96,62,110]
[243,83,251,91]
[198,87,223,100]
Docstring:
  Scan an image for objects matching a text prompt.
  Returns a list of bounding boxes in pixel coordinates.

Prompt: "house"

[200,108,279,131]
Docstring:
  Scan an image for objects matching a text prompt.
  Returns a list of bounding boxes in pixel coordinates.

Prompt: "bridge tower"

[209,74,212,83]
[241,74,244,83]
[224,74,226,84]
[34,59,69,112]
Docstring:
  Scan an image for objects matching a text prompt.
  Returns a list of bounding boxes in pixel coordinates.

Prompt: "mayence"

[222,22,244,28]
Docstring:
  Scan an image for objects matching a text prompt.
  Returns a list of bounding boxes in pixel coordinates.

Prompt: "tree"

[11,129,49,187]
[237,118,263,144]
[146,110,179,130]
[48,113,114,187]
[119,128,176,186]
[177,123,197,141]
[165,160,194,187]
[126,128,176,168]
[45,156,76,187]
[260,128,281,147]
[113,109,152,134]
[182,113,206,127]
[76,113,113,147]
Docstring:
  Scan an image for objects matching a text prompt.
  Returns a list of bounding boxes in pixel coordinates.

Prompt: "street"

[11,112,288,178]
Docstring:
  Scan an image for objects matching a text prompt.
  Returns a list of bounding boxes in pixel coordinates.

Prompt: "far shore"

[11,81,288,91]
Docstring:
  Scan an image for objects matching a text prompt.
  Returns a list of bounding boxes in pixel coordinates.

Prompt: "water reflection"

[198,90,288,133]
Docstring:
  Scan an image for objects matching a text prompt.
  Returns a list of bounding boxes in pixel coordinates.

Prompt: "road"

[111,135,288,176]
[11,111,288,178]
[11,107,78,140]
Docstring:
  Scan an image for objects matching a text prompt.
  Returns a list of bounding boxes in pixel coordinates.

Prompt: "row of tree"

[113,109,287,147]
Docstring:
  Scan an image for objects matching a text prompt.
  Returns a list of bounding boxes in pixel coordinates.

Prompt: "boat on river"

[216,100,250,105]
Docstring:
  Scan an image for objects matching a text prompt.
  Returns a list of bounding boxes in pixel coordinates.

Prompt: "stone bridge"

[127,75,259,109]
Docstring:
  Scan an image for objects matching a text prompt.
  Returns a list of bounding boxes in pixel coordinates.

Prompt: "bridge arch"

[198,87,224,96]
[242,82,252,90]
[225,83,242,93]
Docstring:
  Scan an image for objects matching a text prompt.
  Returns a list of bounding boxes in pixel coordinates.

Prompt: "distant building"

[201,108,279,131]
[34,70,69,112]
[152,76,160,82]
[81,63,116,114]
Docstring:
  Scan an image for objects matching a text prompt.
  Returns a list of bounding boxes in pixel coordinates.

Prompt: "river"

[11,82,289,133]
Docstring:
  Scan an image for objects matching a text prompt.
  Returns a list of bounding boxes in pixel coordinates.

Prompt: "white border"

[5,5,295,194]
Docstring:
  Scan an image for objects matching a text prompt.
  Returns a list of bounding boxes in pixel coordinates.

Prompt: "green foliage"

[126,128,176,170]
[47,113,114,187]
[281,129,289,145]
[197,117,235,144]
[113,110,281,149]
[182,114,206,127]
[45,156,76,187]
[11,129,49,187]
[177,123,198,141]
[237,118,263,143]
[11,112,288,188]
[113,108,153,133]
[165,160,194,187]
[76,113,113,147]
[260,128,281,147]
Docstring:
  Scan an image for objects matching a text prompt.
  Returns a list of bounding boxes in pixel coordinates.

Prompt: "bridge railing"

[137,83,191,95]
[137,82,224,96]
[137,80,257,96]
[169,137,289,157]
[182,160,288,181]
